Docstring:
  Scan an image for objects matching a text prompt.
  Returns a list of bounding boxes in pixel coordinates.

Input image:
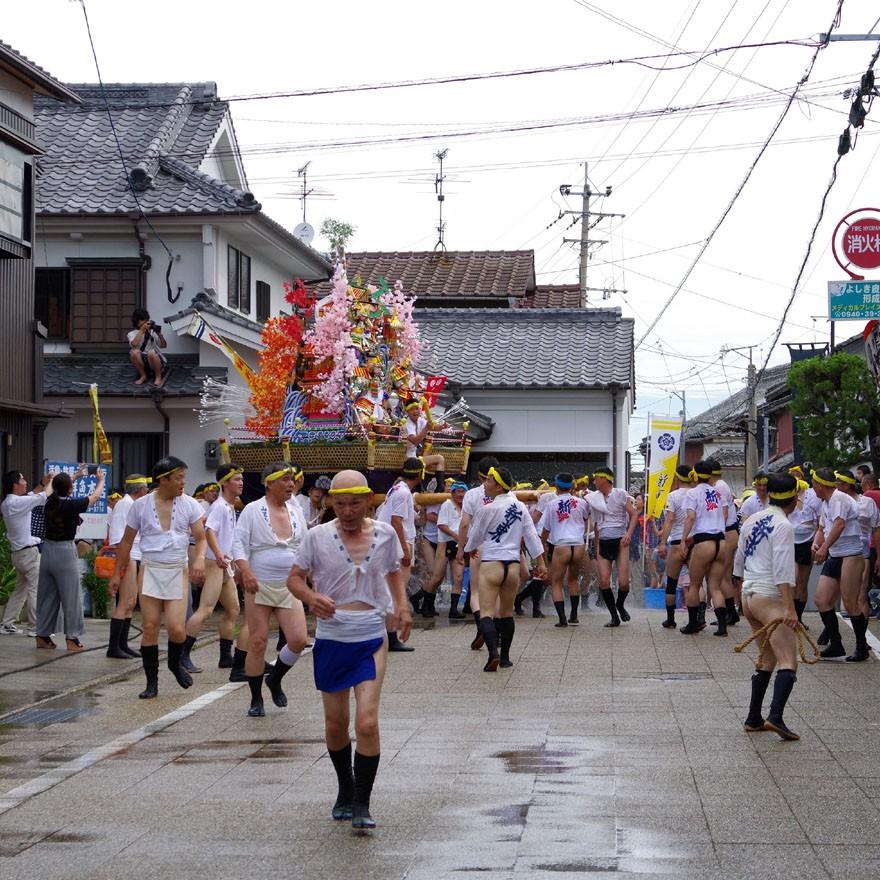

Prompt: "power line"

[634,1,844,350]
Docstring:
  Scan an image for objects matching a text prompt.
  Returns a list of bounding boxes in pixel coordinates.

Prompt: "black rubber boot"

[725,597,740,626]
[408,589,424,615]
[765,669,799,740]
[744,669,772,731]
[713,606,729,637]
[568,595,580,626]
[229,648,248,682]
[480,616,500,671]
[794,600,806,624]
[265,657,292,707]
[106,618,130,659]
[218,638,234,668]
[138,644,159,699]
[470,611,484,650]
[498,618,515,668]
[352,751,380,830]
[120,618,140,657]
[167,640,193,689]
[847,614,870,662]
[819,609,845,659]
[616,589,631,622]
[663,577,678,628]
[180,634,202,674]
[448,592,464,619]
[420,591,437,619]
[553,600,568,628]
[601,589,620,627]
[680,606,702,634]
[388,630,414,652]
[514,583,529,616]
[531,580,545,617]
[247,674,265,716]
[697,602,707,628]
[329,742,354,820]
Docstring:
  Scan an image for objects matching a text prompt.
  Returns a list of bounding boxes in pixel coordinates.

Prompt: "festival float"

[199,266,472,476]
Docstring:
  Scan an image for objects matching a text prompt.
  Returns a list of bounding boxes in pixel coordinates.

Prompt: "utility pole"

[296,161,313,223]
[721,345,758,484]
[434,149,448,252]
[559,162,626,307]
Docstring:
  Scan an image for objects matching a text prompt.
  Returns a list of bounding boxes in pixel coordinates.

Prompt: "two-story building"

[0,41,79,479]
[34,82,331,485]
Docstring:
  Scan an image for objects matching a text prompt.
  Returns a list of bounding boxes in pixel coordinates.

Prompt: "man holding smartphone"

[128,308,168,388]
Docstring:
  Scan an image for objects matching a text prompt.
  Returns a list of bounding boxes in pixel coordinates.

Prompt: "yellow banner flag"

[645,416,682,520]
[88,384,112,465]
[188,311,256,388]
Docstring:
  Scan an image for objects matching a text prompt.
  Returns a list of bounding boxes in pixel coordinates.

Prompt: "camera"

[86,464,100,476]
[149,320,162,332]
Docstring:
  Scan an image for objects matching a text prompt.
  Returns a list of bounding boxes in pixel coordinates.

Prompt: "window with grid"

[68,261,142,347]
[227,245,251,314]
[256,280,271,322]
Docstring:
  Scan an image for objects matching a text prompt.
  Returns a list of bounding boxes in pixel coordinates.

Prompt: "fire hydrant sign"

[46,460,108,540]
[828,280,880,321]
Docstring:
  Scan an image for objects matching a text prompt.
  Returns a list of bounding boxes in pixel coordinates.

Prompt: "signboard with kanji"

[46,460,109,540]
[828,280,880,321]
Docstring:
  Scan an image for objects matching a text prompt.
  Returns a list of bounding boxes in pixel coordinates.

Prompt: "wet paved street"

[2,607,880,879]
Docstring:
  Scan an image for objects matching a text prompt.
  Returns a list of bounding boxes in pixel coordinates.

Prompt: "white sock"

[279,645,301,666]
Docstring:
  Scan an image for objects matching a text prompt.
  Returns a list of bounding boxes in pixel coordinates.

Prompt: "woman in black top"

[35,466,105,650]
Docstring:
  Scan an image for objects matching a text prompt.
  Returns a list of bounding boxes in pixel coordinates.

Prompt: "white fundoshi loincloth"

[141,561,188,600]
[255,580,295,608]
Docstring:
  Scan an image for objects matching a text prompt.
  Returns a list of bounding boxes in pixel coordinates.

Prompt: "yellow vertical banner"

[89,384,113,465]
[645,416,682,520]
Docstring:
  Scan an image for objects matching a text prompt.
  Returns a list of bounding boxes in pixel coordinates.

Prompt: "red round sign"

[843,217,880,270]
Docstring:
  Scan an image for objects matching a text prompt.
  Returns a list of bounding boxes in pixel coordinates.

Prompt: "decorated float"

[199,266,472,475]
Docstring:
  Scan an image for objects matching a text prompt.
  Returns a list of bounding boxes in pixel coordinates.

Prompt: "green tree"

[788,352,880,470]
[320,218,356,259]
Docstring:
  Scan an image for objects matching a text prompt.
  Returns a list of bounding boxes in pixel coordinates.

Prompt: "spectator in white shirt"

[0,468,53,635]
[128,308,168,388]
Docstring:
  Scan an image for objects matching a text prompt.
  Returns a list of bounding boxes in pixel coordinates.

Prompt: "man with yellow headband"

[811,467,869,661]
[106,474,150,659]
[110,456,207,699]
[739,472,769,521]
[734,473,801,740]
[401,399,446,490]
[375,457,420,650]
[288,469,410,830]
[182,464,244,672]
[232,462,309,716]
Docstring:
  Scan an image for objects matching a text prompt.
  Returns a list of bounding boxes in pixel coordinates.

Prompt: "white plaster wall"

[461,388,631,473]
[43,398,215,487]
[0,74,33,117]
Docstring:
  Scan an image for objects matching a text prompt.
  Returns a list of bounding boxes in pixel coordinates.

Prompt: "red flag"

[424,375,447,408]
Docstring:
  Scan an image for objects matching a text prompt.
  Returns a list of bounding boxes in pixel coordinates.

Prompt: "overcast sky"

[6,0,880,464]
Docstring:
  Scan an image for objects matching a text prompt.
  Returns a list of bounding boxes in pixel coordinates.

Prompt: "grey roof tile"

[516,284,582,309]
[0,40,81,103]
[314,251,536,300]
[164,292,264,335]
[415,307,633,389]
[43,354,225,397]
[684,363,790,441]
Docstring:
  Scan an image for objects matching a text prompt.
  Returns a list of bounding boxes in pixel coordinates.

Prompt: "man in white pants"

[1,468,52,635]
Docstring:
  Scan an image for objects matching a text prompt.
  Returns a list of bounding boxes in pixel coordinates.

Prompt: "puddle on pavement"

[534,860,619,872]
[495,747,579,775]
[641,672,711,681]
[114,736,326,764]
[0,830,98,856]
[1,693,99,728]
[486,803,529,825]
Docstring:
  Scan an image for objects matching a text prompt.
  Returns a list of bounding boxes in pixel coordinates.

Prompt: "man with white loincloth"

[106,474,149,659]
[183,464,243,671]
[232,463,309,716]
[288,469,410,830]
[110,457,206,699]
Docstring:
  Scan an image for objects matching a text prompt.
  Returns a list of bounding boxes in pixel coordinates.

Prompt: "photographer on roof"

[128,308,168,389]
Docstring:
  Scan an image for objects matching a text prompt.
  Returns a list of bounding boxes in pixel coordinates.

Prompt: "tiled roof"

[165,292,264,335]
[314,251,536,301]
[0,40,81,103]
[516,284,581,309]
[416,307,633,389]
[43,354,226,397]
[34,82,257,216]
[684,363,790,441]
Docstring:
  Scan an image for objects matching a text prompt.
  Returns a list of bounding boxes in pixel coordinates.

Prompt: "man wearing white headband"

[233,462,309,716]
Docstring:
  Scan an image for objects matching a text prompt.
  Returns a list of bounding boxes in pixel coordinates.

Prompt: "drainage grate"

[4,706,89,726]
